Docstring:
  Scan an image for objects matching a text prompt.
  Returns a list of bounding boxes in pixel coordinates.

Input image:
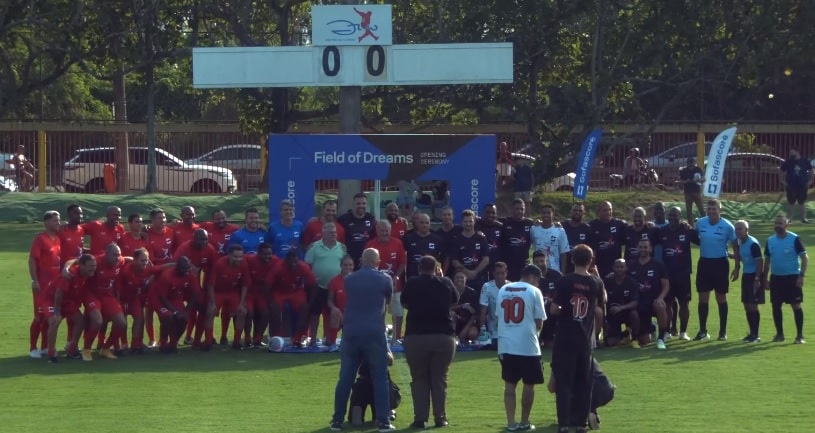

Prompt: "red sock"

[185,309,197,339]
[66,316,75,344]
[205,327,214,344]
[326,327,340,344]
[120,332,128,348]
[40,321,49,350]
[29,318,41,351]
[47,347,57,357]
[159,323,169,348]
[220,310,230,339]
[321,311,329,339]
[233,326,242,346]
[83,324,98,350]
[104,326,122,349]
[97,323,108,347]
[145,309,155,342]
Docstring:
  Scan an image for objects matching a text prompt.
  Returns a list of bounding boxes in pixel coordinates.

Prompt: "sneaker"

[795,337,806,344]
[506,424,519,432]
[114,349,127,357]
[40,348,49,356]
[29,349,41,359]
[98,348,118,359]
[630,340,640,349]
[773,334,785,342]
[517,423,535,431]
[65,351,82,360]
[253,341,267,349]
[329,420,343,431]
[219,336,229,346]
[232,343,244,351]
[183,337,193,345]
[409,421,426,429]
[718,332,727,341]
[679,332,691,341]
[350,406,363,426]
[588,412,600,430]
[742,334,761,343]
[802,219,810,224]
[663,333,673,341]
[328,344,341,353]
[81,349,93,361]
[656,339,667,350]
[693,331,710,341]
[48,356,59,364]
[377,422,396,432]
[435,419,449,428]
[147,340,158,348]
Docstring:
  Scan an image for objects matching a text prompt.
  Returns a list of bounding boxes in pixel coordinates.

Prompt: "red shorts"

[215,292,241,316]
[121,298,144,319]
[83,296,101,313]
[271,291,307,312]
[99,296,123,320]
[41,299,81,319]
[155,300,185,319]
[245,292,268,314]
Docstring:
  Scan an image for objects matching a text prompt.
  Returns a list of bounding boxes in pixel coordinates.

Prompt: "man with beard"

[658,207,698,340]
[59,204,86,263]
[227,207,268,255]
[385,202,408,240]
[763,215,807,344]
[602,259,640,348]
[623,207,659,262]
[199,209,240,256]
[151,257,201,353]
[145,208,174,348]
[435,206,461,275]
[365,220,406,344]
[82,206,125,255]
[562,203,593,274]
[451,210,490,292]
[651,202,668,263]
[45,254,96,363]
[404,213,445,279]
[303,200,346,247]
[337,193,377,268]
[628,240,670,349]
[530,204,570,274]
[174,229,218,346]
[244,243,280,348]
[116,248,161,354]
[533,250,563,348]
[172,206,199,249]
[475,204,503,279]
[589,201,627,278]
[499,199,534,281]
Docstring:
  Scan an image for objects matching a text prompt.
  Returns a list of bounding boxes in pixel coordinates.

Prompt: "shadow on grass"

[304,421,562,433]
[0,347,342,378]
[593,338,782,364]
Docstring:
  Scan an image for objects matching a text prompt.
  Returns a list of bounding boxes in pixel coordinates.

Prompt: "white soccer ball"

[268,336,286,353]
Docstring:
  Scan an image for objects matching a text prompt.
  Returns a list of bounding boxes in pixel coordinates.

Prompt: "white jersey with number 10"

[496,281,547,357]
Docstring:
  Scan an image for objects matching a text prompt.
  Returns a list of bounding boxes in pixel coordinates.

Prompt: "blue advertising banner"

[703,126,738,198]
[573,128,603,200]
[268,134,497,221]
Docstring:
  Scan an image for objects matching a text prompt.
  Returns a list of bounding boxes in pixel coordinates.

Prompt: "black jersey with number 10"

[553,273,604,349]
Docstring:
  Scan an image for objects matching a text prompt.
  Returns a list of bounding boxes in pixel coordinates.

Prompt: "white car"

[542,172,576,192]
[63,147,237,193]
[185,144,263,191]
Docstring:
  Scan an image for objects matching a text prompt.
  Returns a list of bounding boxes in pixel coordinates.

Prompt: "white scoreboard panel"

[192,43,513,88]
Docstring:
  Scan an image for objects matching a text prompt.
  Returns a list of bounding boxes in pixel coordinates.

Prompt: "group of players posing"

[27,193,807,364]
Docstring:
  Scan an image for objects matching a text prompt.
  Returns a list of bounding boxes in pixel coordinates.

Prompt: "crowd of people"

[25,191,809,432]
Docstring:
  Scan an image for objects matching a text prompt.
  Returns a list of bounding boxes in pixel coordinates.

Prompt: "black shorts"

[786,186,808,205]
[770,275,804,305]
[308,289,328,315]
[637,305,656,337]
[669,274,692,303]
[605,307,636,339]
[741,273,766,304]
[499,354,544,385]
[696,258,730,293]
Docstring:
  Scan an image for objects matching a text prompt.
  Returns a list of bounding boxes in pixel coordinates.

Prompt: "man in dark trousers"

[330,248,395,432]
[550,244,606,433]
[678,157,705,221]
[779,149,813,223]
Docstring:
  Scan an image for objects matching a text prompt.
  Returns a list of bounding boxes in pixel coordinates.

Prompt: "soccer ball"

[268,336,285,353]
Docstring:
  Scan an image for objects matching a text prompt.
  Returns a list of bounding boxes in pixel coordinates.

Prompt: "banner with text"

[269,135,496,221]
[573,128,603,200]
[311,5,393,46]
[703,126,738,198]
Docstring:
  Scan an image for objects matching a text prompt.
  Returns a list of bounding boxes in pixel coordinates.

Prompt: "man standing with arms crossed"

[330,248,395,432]
[763,215,808,344]
[495,264,547,432]
[693,199,739,341]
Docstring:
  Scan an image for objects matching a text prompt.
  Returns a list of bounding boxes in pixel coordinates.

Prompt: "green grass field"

[1,221,814,433]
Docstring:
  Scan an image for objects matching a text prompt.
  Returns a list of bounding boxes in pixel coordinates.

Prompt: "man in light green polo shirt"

[305,222,347,346]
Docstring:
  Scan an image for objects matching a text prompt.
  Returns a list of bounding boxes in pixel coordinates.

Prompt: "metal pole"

[337,0,363,214]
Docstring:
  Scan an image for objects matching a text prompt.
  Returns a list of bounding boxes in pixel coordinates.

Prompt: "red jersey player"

[173,228,218,345]
[28,210,62,358]
[199,209,240,255]
[267,250,318,346]
[118,213,148,257]
[116,248,160,353]
[82,206,125,255]
[84,244,130,359]
[44,254,97,363]
[172,206,199,249]
[385,202,409,240]
[244,242,281,348]
[150,257,201,353]
[365,220,407,341]
[325,255,354,348]
[302,199,346,249]
[58,204,86,265]
[146,208,175,266]
[205,245,251,349]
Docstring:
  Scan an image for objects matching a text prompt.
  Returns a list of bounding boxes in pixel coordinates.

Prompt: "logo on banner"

[573,128,603,200]
[470,179,480,211]
[703,126,737,198]
[287,180,296,205]
[312,5,392,46]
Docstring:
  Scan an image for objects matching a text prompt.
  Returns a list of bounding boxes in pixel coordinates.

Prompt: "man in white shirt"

[478,261,510,347]
[496,265,547,432]
[531,204,570,273]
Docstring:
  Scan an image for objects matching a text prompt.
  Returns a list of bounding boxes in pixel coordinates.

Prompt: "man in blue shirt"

[693,199,739,342]
[734,220,765,343]
[226,207,267,254]
[330,248,395,432]
[763,215,808,344]
[779,149,813,223]
[269,200,304,259]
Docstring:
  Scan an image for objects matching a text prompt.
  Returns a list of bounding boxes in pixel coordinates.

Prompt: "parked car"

[646,141,742,181]
[185,144,262,191]
[63,147,237,193]
[706,152,783,193]
[542,173,576,192]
